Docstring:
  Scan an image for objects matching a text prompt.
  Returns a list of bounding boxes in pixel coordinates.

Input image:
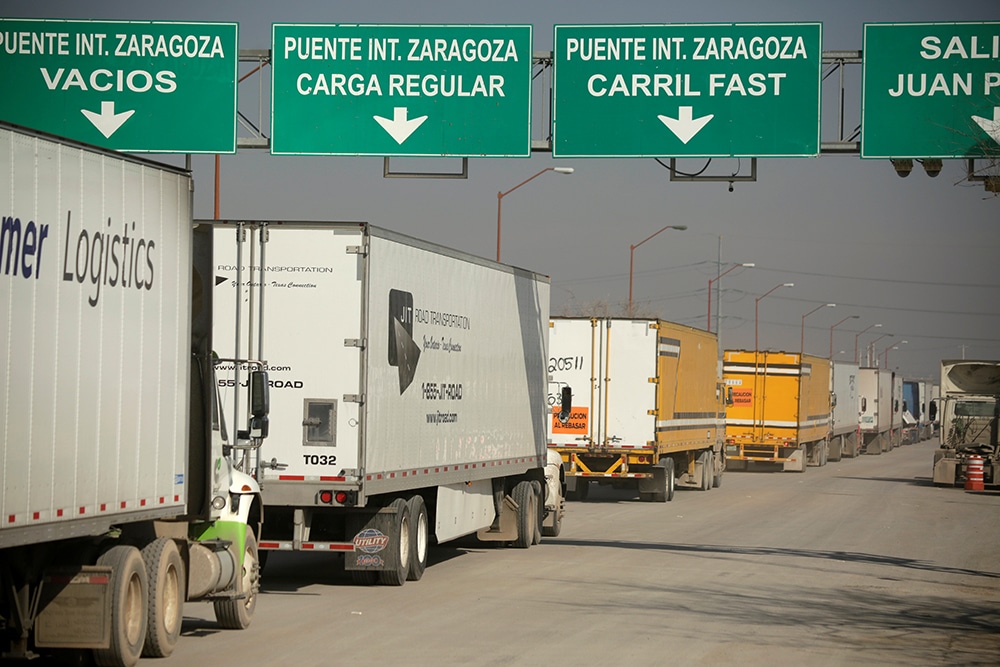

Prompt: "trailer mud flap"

[35,567,112,649]
[477,496,518,542]
[345,507,399,572]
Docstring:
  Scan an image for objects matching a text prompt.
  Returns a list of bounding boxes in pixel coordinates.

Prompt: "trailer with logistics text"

[829,361,860,460]
[546,318,724,501]
[0,123,269,666]
[932,360,999,488]
[723,351,832,471]
[209,220,565,585]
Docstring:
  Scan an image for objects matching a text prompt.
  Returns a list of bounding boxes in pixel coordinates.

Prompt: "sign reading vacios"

[271,24,532,157]
[862,22,1000,159]
[0,19,238,153]
[552,23,822,158]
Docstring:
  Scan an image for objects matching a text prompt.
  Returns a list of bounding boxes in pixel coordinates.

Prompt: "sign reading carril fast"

[0,19,238,153]
[552,23,822,158]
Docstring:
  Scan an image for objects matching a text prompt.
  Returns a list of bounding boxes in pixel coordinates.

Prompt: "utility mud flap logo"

[354,528,390,553]
[388,288,421,394]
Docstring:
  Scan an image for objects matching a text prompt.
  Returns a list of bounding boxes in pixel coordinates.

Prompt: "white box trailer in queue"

[829,361,860,460]
[858,367,893,454]
[209,220,566,585]
[0,123,269,666]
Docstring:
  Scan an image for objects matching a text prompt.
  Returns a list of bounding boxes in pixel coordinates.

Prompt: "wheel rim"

[242,544,258,610]
[124,571,144,646]
[399,516,410,572]
[163,565,181,635]
[415,511,428,564]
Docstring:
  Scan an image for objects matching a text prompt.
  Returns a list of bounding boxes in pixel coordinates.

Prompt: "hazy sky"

[5,1,998,380]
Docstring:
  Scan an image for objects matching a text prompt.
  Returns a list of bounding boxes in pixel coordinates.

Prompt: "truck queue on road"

[3,121,992,667]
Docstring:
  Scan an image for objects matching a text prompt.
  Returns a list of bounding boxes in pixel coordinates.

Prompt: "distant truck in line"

[932,360,999,488]
[829,361,860,460]
[723,351,831,471]
[546,318,725,501]
[0,123,268,665]
[209,220,566,586]
[858,367,897,454]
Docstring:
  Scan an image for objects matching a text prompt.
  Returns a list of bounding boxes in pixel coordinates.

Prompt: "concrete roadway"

[169,438,1000,666]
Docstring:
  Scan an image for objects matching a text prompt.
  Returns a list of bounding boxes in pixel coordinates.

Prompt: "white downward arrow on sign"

[658,106,714,144]
[972,106,1000,145]
[373,107,428,145]
[81,101,135,139]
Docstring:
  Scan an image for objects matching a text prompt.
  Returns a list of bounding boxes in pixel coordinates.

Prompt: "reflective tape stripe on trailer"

[259,540,355,551]
[361,455,544,482]
[5,495,183,527]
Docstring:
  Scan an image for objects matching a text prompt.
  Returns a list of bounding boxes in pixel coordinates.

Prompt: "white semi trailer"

[0,123,269,666]
[829,361,860,460]
[209,220,566,585]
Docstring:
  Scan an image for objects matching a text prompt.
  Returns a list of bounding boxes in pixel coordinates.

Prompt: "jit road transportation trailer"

[0,123,269,666]
[723,351,832,471]
[209,220,566,585]
[858,367,894,454]
[932,360,1000,488]
[829,361,860,460]
[546,317,725,501]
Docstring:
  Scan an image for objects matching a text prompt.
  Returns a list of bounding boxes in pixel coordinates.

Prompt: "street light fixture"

[754,282,794,351]
[800,303,835,355]
[627,224,688,316]
[829,315,860,359]
[496,167,574,262]
[854,323,882,364]
[880,340,908,369]
[867,333,893,366]
[707,262,754,332]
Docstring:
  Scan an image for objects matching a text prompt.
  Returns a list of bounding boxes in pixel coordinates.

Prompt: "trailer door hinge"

[344,394,365,404]
[648,377,658,384]
[344,338,367,349]
[647,409,659,417]
[346,243,368,256]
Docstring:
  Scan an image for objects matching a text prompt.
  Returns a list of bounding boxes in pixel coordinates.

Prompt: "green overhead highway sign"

[552,23,823,158]
[0,19,238,153]
[271,24,532,157]
[862,22,1000,159]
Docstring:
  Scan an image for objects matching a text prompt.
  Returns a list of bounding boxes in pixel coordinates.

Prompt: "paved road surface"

[168,438,999,666]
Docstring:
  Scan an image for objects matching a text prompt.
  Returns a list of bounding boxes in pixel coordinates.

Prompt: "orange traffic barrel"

[965,455,985,491]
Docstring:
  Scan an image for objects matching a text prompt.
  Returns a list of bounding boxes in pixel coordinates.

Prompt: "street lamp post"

[627,224,688,316]
[854,323,882,364]
[496,167,574,262]
[880,340,907,369]
[829,315,860,358]
[800,303,836,355]
[754,282,794,351]
[867,333,893,366]
[707,262,754,332]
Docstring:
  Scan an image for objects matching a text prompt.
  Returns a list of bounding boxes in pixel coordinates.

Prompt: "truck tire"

[213,531,259,629]
[542,508,562,537]
[141,538,185,658]
[651,458,675,502]
[712,456,724,488]
[699,451,713,491]
[576,479,590,502]
[406,495,429,582]
[512,481,536,549]
[93,545,148,667]
[379,498,411,586]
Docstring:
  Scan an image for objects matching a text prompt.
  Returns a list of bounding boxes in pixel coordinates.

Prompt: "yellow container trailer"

[547,318,725,502]
[723,351,832,471]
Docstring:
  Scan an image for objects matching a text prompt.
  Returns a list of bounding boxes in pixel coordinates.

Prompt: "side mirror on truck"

[557,386,573,424]
[726,386,734,406]
[245,370,270,440]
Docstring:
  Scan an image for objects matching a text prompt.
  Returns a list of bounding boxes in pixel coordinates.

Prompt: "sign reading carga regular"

[0,19,238,153]
[271,24,533,156]
[552,23,822,158]
[862,22,1000,158]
